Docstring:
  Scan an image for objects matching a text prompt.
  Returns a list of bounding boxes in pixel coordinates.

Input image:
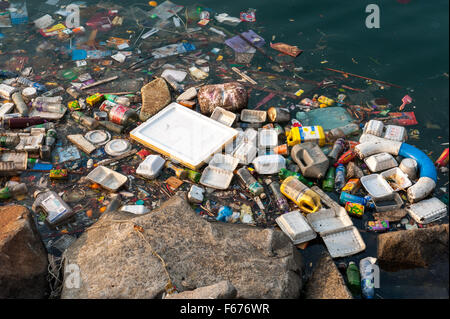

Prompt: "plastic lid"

[85,130,111,146]
[104,139,131,156]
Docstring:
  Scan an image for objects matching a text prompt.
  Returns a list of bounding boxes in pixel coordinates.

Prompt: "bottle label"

[110,105,128,125]
[42,194,67,222]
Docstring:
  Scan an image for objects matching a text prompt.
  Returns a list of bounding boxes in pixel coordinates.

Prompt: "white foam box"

[407,197,448,224]
[130,103,238,170]
[276,211,317,245]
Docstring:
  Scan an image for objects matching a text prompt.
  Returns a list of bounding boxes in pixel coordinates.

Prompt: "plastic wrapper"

[198,82,248,115]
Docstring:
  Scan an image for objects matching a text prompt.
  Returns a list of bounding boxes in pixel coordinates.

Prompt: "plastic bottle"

[280,176,322,214]
[35,103,66,114]
[186,169,201,183]
[33,96,63,105]
[322,167,336,192]
[103,194,122,215]
[99,101,138,126]
[32,189,74,227]
[11,92,28,116]
[326,123,360,142]
[45,128,57,147]
[104,94,131,107]
[278,168,314,187]
[360,257,377,299]
[328,138,345,165]
[2,117,47,129]
[71,111,99,129]
[16,76,47,92]
[334,149,356,167]
[0,135,20,148]
[269,181,290,212]
[0,183,28,199]
[340,192,370,206]
[236,167,264,196]
[98,121,124,134]
[346,261,361,296]
[165,162,188,180]
[334,164,346,192]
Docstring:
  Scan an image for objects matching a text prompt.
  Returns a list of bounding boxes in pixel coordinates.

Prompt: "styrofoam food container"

[363,120,384,137]
[252,154,286,174]
[321,226,366,258]
[188,185,204,203]
[208,153,239,171]
[407,197,448,224]
[380,167,412,191]
[210,107,236,127]
[200,166,234,190]
[240,109,267,123]
[276,211,317,245]
[258,129,278,149]
[364,152,398,172]
[130,103,238,170]
[233,141,257,165]
[136,155,166,179]
[399,158,418,180]
[384,125,407,142]
[86,165,127,191]
[84,130,111,146]
[372,192,403,212]
[306,207,353,235]
[360,174,394,199]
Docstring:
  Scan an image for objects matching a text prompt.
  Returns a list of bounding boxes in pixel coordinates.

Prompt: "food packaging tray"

[199,166,234,190]
[208,153,239,172]
[130,103,238,170]
[321,226,366,258]
[276,211,317,245]
[407,197,448,224]
[364,152,398,172]
[240,109,267,123]
[380,167,412,191]
[86,165,128,191]
[210,107,236,127]
[306,207,353,235]
[361,174,394,199]
[372,192,404,212]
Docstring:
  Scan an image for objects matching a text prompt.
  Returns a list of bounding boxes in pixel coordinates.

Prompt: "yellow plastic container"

[286,126,326,147]
[318,95,335,107]
[280,176,322,214]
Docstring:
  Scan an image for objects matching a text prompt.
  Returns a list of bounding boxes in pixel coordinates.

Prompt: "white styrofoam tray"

[321,226,366,258]
[361,174,394,199]
[210,107,236,127]
[364,152,398,172]
[380,167,412,191]
[306,207,353,235]
[130,103,238,170]
[407,197,448,224]
[208,153,239,171]
[276,211,317,245]
[86,165,128,191]
[199,166,234,190]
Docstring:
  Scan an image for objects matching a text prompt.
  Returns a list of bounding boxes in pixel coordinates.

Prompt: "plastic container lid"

[104,139,131,156]
[364,152,398,172]
[84,130,111,146]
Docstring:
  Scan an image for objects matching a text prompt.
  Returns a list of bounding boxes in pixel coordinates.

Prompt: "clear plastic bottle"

[326,123,360,142]
[32,189,74,227]
[334,163,346,192]
[104,94,131,107]
[328,138,345,164]
[11,92,28,116]
[16,76,47,92]
[236,167,264,196]
[35,103,65,114]
[360,257,377,299]
[269,181,290,212]
[71,111,99,129]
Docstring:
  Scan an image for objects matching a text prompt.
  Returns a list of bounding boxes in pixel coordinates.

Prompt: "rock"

[176,87,197,102]
[61,195,302,299]
[304,252,353,299]
[373,209,408,222]
[197,82,248,115]
[0,205,48,298]
[139,77,171,121]
[377,224,449,269]
[164,280,237,299]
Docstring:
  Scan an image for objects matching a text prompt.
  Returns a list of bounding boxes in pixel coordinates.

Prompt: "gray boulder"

[377,224,449,269]
[0,205,48,298]
[304,252,353,299]
[61,195,303,299]
[164,280,237,299]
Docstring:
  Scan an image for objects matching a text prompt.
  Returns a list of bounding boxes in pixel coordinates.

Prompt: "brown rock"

[139,77,172,121]
[377,224,449,270]
[164,280,237,299]
[61,195,302,299]
[373,209,408,222]
[304,252,353,299]
[197,82,248,115]
[0,205,48,298]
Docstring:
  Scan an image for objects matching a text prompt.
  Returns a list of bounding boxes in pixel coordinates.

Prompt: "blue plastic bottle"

[334,164,346,192]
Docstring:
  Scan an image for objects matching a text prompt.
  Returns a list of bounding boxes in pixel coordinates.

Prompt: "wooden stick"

[232,67,257,84]
[323,67,402,88]
[80,76,119,90]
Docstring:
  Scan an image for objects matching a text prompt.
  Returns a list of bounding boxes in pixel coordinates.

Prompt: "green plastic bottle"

[322,167,336,192]
[186,169,201,183]
[278,168,314,187]
[346,261,361,296]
